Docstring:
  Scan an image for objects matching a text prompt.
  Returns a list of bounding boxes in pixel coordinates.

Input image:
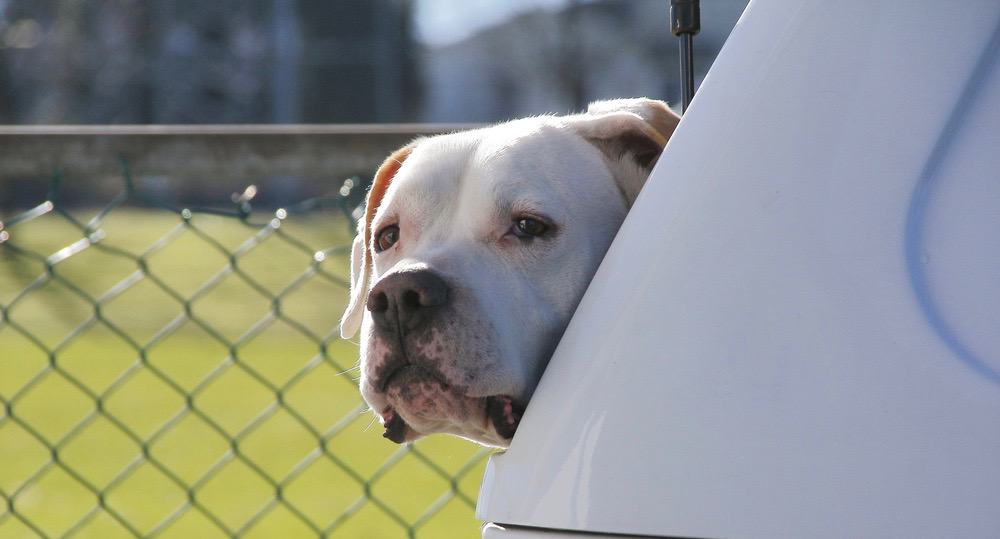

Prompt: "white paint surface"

[478,0,1000,537]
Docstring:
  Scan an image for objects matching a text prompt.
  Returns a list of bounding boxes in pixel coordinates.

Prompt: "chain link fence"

[0,150,492,538]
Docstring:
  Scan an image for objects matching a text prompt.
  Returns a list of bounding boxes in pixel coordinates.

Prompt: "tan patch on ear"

[362,144,415,269]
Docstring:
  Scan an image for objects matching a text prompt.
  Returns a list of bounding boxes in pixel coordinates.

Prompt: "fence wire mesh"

[0,168,492,538]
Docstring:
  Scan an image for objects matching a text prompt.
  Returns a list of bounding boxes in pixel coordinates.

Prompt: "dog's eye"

[375,225,399,252]
[511,217,549,239]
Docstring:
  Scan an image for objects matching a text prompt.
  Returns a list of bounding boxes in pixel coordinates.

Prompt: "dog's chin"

[376,367,523,447]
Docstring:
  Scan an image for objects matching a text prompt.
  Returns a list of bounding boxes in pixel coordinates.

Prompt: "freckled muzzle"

[363,269,525,446]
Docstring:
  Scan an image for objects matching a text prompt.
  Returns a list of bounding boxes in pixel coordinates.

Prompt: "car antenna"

[670,0,701,113]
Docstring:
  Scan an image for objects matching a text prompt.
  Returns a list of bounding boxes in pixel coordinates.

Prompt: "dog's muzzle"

[363,269,524,445]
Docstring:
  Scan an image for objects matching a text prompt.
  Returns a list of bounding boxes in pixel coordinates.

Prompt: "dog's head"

[341,98,679,447]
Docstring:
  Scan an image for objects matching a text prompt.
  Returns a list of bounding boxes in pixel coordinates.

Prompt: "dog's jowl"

[341,98,679,447]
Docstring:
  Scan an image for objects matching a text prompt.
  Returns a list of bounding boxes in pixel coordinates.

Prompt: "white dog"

[340,98,679,447]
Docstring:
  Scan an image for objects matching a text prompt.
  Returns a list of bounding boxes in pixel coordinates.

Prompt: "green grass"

[0,207,491,539]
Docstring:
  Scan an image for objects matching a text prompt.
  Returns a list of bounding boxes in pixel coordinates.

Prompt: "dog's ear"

[340,143,416,338]
[571,98,680,205]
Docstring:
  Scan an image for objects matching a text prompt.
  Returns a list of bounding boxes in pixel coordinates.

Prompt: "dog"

[340,98,679,447]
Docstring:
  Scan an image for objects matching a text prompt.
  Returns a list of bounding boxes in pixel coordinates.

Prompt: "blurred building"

[420,0,747,121]
[0,0,746,124]
[0,0,420,124]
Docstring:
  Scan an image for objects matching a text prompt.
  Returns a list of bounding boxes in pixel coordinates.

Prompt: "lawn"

[0,205,491,538]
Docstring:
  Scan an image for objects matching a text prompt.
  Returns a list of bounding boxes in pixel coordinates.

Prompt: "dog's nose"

[367,270,449,333]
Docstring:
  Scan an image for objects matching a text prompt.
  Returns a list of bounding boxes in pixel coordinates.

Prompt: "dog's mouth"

[379,395,524,445]
[379,362,448,393]
[373,356,525,446]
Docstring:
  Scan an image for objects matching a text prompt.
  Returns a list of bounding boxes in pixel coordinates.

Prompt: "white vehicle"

[477,0,1000,537]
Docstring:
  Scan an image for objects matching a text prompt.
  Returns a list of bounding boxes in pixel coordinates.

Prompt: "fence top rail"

[0,123,484,181]
[0,123,480,136]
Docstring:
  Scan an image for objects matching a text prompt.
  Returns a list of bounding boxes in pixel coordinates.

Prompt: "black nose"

[366,269,449,333]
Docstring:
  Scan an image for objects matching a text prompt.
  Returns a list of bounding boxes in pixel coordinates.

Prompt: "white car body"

[477,0,1000,537]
